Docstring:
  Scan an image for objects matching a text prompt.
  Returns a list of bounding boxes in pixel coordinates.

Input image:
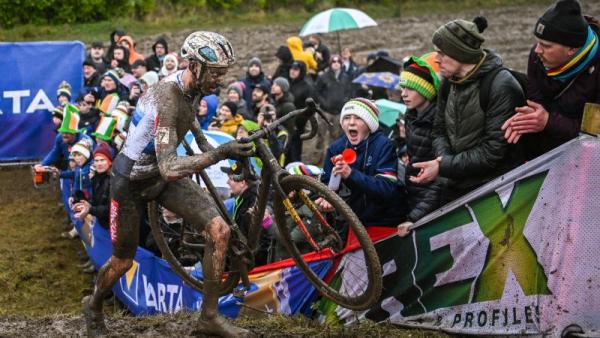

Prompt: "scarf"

[547,26,598,82]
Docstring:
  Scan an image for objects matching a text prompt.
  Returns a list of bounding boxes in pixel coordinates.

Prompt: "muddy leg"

[83,257,132,337]
[195,218,249,338]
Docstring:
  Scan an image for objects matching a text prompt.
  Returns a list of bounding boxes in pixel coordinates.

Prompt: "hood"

[276,45,293,64]
[202,94,219,117]
[152,37,169,54]
[118,35,137,54]
[287,36,304,53]
[140,71,159,87]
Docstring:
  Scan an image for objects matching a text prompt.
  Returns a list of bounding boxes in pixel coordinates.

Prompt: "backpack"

[439,67,528,111]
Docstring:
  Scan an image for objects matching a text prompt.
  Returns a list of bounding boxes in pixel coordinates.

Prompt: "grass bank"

[1,0,550,43]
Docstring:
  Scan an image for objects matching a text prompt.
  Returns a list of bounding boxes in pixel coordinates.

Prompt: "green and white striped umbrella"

[299,8,377,36]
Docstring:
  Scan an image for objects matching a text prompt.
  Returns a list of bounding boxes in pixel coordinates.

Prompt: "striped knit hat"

[92,115,117,141]
[56,80,72,100]
[57,104,81,134]
[399,54,440,101]
[340,98,380,133]
[71,138,93,160]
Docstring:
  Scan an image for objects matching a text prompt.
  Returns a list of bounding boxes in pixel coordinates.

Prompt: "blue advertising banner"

[0,41,84,161]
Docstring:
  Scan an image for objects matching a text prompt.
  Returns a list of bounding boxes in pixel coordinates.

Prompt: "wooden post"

[581,102,600,136]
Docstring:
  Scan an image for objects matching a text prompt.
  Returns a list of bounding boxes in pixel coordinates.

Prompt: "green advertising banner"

[319,136,600,337]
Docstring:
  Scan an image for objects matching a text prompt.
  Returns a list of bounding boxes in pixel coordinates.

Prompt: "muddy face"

[199,66,228,94]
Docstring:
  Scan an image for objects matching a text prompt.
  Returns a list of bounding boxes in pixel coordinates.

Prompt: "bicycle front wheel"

[272,175,382,310]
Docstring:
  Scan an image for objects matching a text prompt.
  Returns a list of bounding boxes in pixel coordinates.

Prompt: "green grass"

[0,0,550,43]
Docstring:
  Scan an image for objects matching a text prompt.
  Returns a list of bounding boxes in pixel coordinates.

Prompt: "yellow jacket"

[219,114,244,137]
[287,36,318,72]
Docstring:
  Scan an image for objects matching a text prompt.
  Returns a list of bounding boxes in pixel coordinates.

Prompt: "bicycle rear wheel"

[147,201,242,295]
[272,175,382,310]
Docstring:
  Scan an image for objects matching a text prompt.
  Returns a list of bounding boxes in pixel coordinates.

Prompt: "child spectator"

[50,106,63,130]
[62,138,94,201]
[57,81,72,106]
[319,98,407,227]
[226,82,250,120]
[399,54,443,224]
[197,95,219,130]
[209,101,244,137]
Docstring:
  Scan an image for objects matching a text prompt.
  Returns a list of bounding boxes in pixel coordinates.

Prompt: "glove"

[217,140,254,160]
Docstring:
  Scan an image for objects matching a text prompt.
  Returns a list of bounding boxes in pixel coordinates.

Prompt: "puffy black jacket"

[434,50,525,193]
[272,45,293,81]
[90,172,110,229]
[405,103,443,222]
[145,37,169,73]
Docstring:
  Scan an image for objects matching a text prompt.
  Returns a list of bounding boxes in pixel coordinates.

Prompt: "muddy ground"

[2,3,600,336]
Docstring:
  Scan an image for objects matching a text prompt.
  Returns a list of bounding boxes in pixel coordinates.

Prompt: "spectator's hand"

[409,158,440,184]
[110,59,118,69]
[84,93,96,103]
[315,197,334,212]
[73,201,91,220]
[397,221,413,237]
[502,100,549,144]
[129,86,141,100]
[332,161,352,179]
[208,121,220,131]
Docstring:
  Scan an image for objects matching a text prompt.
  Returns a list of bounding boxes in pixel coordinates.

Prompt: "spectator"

[131,60,148,79]
[315,54,351,140]
[50,106,63,130]
[128,81,143,106]
[250,83,271,119]
[502,0,600,159]
[56,81,72,106]
[83,59,101,88]
[139,71,159,92]
[399,55,443,223]
[99,70,128,101]
[73,141,114,230]
[62,138,94,201]
[77,95,100,136]
[287,36,318,73]
[318,98,406,227]
[241,57,271,111]
[110,46,131,73]
[118,35,144,66]
[272,45,293,81]
[410,17,525,203]
[235,120,259,140]
[209,101,244,137]
[88,41,109,74]
[226,82,250,120]
[106,29,126,61]
[341,47,359,79]
[258,104,289,166]
[159,53,178,78]
[271,77,296,135]
[145,37,168,73]
[220,161,271,266]
[308,34,331,73]
[197,94,219,130]
[288,61,314,162]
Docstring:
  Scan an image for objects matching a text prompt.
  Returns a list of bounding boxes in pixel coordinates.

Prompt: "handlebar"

[244,98,331,143]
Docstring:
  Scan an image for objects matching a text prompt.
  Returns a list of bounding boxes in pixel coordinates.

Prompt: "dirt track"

[2,3,600,336]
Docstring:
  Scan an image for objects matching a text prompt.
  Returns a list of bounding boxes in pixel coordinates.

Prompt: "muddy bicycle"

[148,98,382,310]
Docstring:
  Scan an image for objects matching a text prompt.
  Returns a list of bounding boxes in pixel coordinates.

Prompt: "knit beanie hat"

[93,141,114,164]
[273,77,290,93]
[57,80,72,100]
[222,101,238,116]
[57,104,81,134]
[92,115,117,141]
[432,17,488,64]
[534,0,588,48]
[227,82,244,98]
[103,70,121,85]
[51,106,64,119]
[71,138,93,160]
[400,55,440,101]
[248,57,262,68]
[100,93,120,115]
[340,98,380,133]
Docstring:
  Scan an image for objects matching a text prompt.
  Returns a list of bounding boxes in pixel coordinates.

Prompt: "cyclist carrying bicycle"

[83,31,253,338]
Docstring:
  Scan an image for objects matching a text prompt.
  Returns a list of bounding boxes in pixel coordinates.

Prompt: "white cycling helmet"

[180,31,235,68]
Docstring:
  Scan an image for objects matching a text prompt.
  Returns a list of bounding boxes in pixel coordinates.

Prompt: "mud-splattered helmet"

[180,31,235,68]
